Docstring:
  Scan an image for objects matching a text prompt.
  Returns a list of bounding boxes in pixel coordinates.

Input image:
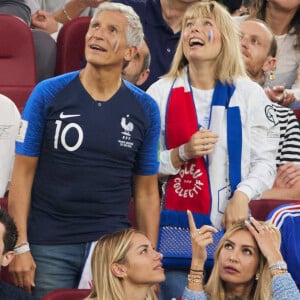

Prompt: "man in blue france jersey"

[8,3,161,299]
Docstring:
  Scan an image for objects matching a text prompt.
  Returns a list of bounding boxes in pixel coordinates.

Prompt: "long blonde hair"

[165,1,247,83]
[205,221,280,300]
[85,228,157,300]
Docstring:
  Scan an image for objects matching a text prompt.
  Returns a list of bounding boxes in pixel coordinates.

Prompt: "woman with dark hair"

[249,0,300,108]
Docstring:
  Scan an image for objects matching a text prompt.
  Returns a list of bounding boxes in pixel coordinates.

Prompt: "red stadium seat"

[42,288,91,300]
[55,16,91,75]
[293,109,300,123]
[0,14,37,112]
[249,199,299,221]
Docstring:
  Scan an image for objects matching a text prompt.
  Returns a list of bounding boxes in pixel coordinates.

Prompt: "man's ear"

[111,263,127,279]
[262,56,276,72]
[136,69,150,86]
[1,251,15,267]
[124,46,138,63]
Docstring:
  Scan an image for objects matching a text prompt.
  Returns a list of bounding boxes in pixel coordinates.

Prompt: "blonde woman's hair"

[165,1,247,83]
[85,228,157,300]
[205,221,280,300]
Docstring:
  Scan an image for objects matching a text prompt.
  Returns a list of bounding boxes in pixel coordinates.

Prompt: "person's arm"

[8,154,38,293]
[246,218,300,299]
[160,129,219,176]
[53,0,105,24]
[262,185,300,199]
[223,190,249,229]
[262,163,300,199]
[272,273,300,299]
[133,174,160,249]
[185,210,217,295]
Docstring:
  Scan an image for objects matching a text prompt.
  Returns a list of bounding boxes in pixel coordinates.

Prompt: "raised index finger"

[187,210,197,231]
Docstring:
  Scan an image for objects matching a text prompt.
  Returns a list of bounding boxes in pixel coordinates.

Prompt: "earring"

[269,68,276,81]
[255,273,260,280]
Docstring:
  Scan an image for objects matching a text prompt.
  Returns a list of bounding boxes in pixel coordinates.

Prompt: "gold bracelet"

[63,5,72,21]
[190,268,204,273]
[187,274,203,283]
[271,269,288,278]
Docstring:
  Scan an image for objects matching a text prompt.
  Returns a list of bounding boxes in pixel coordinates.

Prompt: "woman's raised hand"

[187,210,218,268]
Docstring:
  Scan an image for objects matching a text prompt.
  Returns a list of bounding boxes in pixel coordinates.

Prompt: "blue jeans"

[159,269,188,300]
[30,243,91,300]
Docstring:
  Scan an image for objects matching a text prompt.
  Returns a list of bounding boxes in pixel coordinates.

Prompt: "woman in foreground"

[183,210,300,299]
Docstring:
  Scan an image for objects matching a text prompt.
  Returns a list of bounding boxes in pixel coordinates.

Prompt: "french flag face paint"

[113,40,119,52]
[208,29,214,43]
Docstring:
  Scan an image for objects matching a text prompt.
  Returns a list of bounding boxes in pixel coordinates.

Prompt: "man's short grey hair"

[92,2,144,47]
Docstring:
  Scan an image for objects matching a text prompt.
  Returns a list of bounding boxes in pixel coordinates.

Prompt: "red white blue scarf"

[161,69,241,229]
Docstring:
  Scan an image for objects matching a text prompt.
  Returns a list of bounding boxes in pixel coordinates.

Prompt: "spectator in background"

[248,0,300,108]
[122,39,151,87]
[239,18,300,199]
[108,0,201,90]
[0,95,20,198]
[222,0,250,16]
[0,209,37,300]
[8,3,161,299]
[0,0,31,24]
[25,0,105,40]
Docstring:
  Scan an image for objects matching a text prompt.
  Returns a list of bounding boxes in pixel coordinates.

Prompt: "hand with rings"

[185,128,218,159]
[187,210,218,265]
[245,217,283,264]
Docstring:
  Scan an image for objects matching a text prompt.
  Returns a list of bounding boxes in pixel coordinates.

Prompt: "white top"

[147,75,279,228]
[0,95,20,197]
[264,33,300,101]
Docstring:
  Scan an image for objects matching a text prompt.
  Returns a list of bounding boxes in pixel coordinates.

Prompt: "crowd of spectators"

[0,0,299,299]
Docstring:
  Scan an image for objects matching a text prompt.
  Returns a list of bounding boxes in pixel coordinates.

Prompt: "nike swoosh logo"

[59,112,81,119]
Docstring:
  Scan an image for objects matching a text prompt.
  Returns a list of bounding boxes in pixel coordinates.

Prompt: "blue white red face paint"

[208,29,214,43]
[113,40,119,52]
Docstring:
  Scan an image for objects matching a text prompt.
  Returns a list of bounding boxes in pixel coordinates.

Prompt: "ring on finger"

[198,230,202,235]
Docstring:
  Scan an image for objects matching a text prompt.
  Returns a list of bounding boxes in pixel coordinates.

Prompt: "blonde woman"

[185,210,300,299]
[147,1,279,298]
[84,228,206,300]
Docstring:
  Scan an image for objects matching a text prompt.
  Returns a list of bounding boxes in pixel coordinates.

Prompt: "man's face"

[239,21,273,81]
[85,10,131,68]
[122,39,149,85]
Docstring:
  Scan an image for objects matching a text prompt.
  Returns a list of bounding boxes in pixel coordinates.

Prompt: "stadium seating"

[42,288,91,300]
[0,14,36,112]
[55,16,91,75]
